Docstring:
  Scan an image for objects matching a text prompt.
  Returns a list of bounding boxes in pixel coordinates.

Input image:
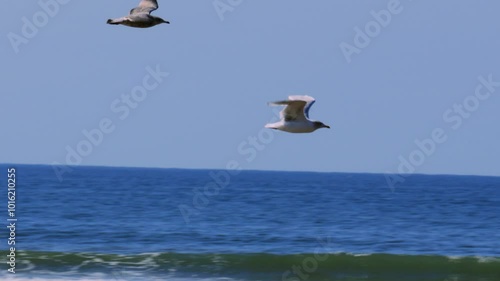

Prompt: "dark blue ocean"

[1,164,499,281]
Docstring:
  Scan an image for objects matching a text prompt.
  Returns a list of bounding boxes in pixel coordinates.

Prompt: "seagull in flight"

[265,95,330,133]
[107,0,170,28]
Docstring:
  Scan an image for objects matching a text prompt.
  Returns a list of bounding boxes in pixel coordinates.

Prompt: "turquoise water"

[1,164,499,280]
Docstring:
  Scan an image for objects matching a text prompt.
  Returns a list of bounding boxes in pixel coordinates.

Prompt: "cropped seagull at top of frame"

[265,95,330,133]
[107,0,170,28]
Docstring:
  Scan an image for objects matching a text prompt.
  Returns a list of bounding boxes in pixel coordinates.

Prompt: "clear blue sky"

[1,1,499,176]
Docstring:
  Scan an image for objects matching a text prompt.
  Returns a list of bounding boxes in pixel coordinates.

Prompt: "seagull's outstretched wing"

[269,95,316,121]
[130,0,159,14]
[289,95,315,119]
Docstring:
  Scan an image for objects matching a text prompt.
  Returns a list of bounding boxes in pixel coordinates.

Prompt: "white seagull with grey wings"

[265,95,330,133]
[107,0,170,28]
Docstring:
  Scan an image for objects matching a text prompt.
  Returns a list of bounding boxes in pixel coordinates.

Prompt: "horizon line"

[1,162,499,179]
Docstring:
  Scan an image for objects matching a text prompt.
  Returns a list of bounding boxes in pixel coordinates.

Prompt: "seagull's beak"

[163,20,170,24]
[324,124,331,129]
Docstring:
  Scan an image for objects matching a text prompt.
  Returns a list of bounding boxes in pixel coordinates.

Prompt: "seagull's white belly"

[280,121,316,133]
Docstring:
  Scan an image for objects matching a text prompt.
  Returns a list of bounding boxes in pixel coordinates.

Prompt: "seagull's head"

[153,17,170,25]
[313,121,330,130]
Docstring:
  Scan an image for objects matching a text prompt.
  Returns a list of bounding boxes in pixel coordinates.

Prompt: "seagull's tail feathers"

[265,123,279,130]
[107,18,122,25]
